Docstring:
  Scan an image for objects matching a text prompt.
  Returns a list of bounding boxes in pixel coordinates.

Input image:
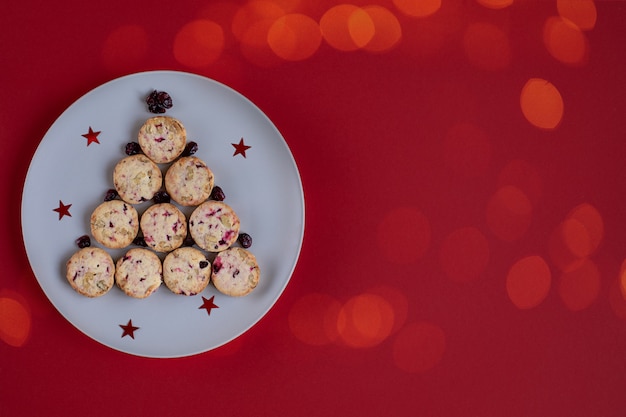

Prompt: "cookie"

[90,200,139,249]
[66,247,115,297]
[211,247,260,297]
[163,247,211,296]
[164,156,214,206]
[115,248,162,298]
[113,154,163,204]
[189,201,240,252]
[137,116,186,163]
[140,203,187,253]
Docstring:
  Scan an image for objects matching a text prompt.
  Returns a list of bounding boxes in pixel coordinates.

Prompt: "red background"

[3,1,626,416]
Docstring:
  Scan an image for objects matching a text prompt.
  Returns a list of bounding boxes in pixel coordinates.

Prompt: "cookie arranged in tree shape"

[189,201,241,252]
[115,248,162,299]
[140,203,188,253]
[163,247,212,296]
[165,156,215,206]
[66,247,115,297]
[90,200,139,249]
[138,116,187,163]
[113,154,162,204]
[211,247,260,297]
[69,109,260,299]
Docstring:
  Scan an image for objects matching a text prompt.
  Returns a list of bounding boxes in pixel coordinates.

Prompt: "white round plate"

[21,71,305,358]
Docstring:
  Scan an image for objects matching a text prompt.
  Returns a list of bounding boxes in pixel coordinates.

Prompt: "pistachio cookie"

[189,201,240,252]
[66,247,115,297]
[90,200,139,249]
[211,247,260,297]
[163,247,212,296]
[164,156,214,206]
[140,203,188,253]
[113,154,162,204]
[138,116,187,163]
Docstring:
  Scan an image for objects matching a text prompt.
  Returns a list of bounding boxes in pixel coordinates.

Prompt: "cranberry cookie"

[164,156,214,206]
[140,203,187,253]
[163,247,211,296]
[189,201,240,252]
[138,116,186,163]
[66,247,115,297]
[211,247,260,297]
[90,200,139,249]
[113,154,162,204]
[115,248,162,298]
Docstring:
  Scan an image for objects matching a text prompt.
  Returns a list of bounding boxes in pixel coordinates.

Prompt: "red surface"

[3,1,626,416]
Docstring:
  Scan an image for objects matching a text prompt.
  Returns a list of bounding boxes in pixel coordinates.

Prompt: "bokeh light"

[337,293,395,348]
[463,22,511,71]
[520,78,564,130]
[197,2,240,49]
[361,6,402,53]
[443,123,491,177]
[486,185,533,242]
[548,222,586,272]
[231,0,285,42]
[393,0,442,18]
[439,227,490,283]
[558,258,600,311]
[562,203,604,258]
[377,207,431,264]
[268,13,321,61]
[173,20,225,68]
[476,0,514,9]
[506,255,552,309]
[240,20,284,67]
[102,25,148,73]
[543,16,589,66]
[288,292,341,345]
[557,0,597,31]
[497,159,542,206]
[392,321,446,373]
[0,291,31,347]
[367,285,409,335]
[232,0,286,66]
[348,7,375,48]
[320,4,363,51]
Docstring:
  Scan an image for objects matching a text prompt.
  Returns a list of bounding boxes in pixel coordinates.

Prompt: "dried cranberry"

[157,91,173,109]
[199,261,209,269]
[75,235,91,248]
[181,141,198,157]
[104,189,118,201]
[125,142,142,155]
[146,90,173,113]
[238,233,252,248]
[210,186,225,201]
[153,191,171,204]
[146,90,158,105]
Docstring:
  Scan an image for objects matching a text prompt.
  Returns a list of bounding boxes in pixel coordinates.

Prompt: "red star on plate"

[119,320,139,339]
[53,200,72,220]
[82,127,101,146]
[232,138,251,158]
[199,295,219,316]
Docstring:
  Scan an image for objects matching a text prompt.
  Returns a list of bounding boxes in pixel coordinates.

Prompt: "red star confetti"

[53,200,72,220]
[119,320,139,339]
[82,127,101,146]
[232,138,251,158]
[199,295,219,316]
